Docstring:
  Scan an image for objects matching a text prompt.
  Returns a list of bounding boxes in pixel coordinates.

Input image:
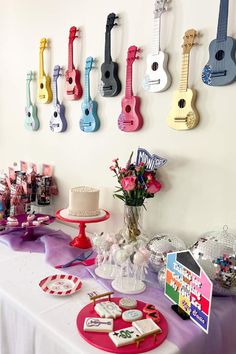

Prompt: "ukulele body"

[25,104,40,131]
[37,75,52,103]
[65,68,83,100]
[202,36,236,86]
[50,103,67,133]
[143,51,171,92]
[100,61,121,97]
[167,88,199,130]
[80,100,100,132]
[118,96,143,132]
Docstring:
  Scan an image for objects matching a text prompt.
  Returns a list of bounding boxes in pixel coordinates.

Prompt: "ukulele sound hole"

[178,99,186,108]
[105,71,110,79]
[54,112,58,117]
[125,105,131,113]
[27,112,31,117]
[40,83,44,89]
[85,109,89,116]
[68,77,73,84]
[152,62,159,71]
[215,50,225,61]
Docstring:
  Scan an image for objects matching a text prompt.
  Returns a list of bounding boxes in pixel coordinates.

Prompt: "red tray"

[76,297,168,353]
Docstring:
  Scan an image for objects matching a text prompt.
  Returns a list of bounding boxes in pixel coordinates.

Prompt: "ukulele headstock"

[127,45,141,65]
[85,56,94,74]
[182,29,198,54]
[69,26,79,41]
[106,13,118,32]
[53,65,61,80]
[154,0,168,18]
[26,71,34,82]
[39,38,48,51]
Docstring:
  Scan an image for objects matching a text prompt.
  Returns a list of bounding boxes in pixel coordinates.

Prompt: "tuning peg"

[136,56,141,60]
[137,48,142,53]
[115,15,119,19]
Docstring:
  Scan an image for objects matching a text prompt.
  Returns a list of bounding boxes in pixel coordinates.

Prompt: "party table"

[0,222,235,354]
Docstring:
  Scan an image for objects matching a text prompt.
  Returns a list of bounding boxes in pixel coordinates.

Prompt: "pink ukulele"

[65,26,83,100]
[118,45,143,132]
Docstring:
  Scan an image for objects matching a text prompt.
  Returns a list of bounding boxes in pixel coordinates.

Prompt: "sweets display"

[68,186,100,217]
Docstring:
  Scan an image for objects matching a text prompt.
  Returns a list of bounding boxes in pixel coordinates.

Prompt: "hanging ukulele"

[100,13,121,97]
[25,71,40,131]
[118,46,143,132]
[143,0,171,92]
[80,57,100,132]
[50,65,67,133]
[167,29,199,130]
[202,0,236,86]
[37,38,52,104]
[65,26,83,100]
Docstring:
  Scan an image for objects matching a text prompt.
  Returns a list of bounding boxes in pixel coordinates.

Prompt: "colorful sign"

[136,148,167,171]
[165,250,212,333]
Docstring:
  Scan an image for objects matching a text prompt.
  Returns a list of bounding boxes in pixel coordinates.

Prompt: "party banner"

[165,250,212,333]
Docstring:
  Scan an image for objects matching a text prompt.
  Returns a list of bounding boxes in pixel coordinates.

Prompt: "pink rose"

[146,179,162,194]
[121,176,137,191]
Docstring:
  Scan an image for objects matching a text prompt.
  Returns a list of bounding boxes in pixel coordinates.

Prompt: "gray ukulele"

[202,0,236,86]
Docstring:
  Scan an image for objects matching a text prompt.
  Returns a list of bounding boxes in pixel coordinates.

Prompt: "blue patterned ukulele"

[202,0,236,86]
[50,65,67,133]
[80,57,100,132]
[25,71,40,131]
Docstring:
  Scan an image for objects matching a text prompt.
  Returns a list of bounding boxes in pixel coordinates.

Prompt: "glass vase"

[120,205,146,244]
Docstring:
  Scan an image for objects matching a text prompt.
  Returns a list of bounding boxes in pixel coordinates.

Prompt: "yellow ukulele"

[37,38,52,103]
[167,29,199,130]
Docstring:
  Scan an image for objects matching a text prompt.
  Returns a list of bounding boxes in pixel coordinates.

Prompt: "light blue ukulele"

[50,65,67,133]
[80,57,100,132]
[25,71,40,131]
[202,0,236,86]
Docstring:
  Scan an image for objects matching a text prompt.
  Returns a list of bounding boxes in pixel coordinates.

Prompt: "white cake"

[68,186,99,217]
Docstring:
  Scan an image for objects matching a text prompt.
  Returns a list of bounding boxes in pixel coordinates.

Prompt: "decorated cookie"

[109,326,141,347]
[22,222,29,228]
[83,317,113,332]
[7,217,19,227]
[37,215,50,222]
[27,214,35,221]
[122,309,143,322]
[143,304,156,313]
[95,301,122,319]
[146,310,160,323]
[133,318,162,335]
[119,297,137,310]
[32,221,40,226]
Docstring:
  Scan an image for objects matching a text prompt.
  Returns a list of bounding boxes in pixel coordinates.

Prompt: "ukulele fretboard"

[152,17,161,55]
[217,0,229,42]
[179,54,190,92]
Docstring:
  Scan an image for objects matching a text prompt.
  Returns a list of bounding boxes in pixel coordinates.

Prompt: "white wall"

[1,0,236,245]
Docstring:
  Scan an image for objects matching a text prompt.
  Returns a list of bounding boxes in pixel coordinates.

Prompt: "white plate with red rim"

[39,274,82,296]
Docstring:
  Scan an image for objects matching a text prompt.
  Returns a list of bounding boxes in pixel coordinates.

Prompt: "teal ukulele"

[80,57,100,132]
[25,71,40,131]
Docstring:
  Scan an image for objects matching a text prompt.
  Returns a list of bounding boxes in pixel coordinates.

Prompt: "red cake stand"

[56,209,110,249]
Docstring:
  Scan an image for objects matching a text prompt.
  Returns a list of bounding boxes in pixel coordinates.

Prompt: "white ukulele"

[143,0,171,93]
[167,29,199,130]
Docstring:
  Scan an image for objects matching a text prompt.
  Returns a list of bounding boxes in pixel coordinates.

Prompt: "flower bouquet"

[110,149,166,243]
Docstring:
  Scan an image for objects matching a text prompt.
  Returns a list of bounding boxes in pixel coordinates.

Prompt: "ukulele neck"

[39,49,45,78]
[104,31,112,64]
[84,71,91,103]
[53,78,59,107]
[179,53,190,92]
[152,17,161,55]
[68,41,75,71]
[125,63,133,98]
[26,81,32,108]
[217,0,229,42]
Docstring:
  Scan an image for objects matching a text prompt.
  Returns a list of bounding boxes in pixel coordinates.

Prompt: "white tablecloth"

[0,222,180,354]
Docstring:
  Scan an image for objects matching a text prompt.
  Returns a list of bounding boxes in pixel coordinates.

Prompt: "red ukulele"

[118,45,143,132]
[65,26,83,100]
